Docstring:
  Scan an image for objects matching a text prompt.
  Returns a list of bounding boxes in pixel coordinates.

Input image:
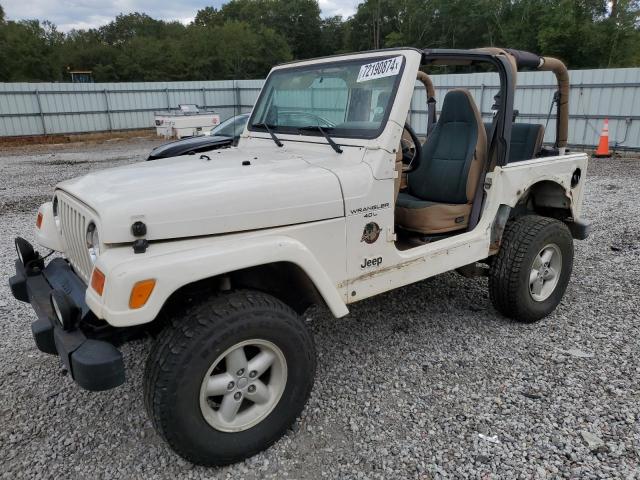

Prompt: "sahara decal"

[361,222,381,244]
[360,256,383,269]
[350,202,390,216]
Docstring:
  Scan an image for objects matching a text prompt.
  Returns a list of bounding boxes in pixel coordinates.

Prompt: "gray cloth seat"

[395,89,487,234]
[484,122,545,162]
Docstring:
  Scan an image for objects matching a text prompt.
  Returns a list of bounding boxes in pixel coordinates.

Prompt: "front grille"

[57,193,94,284]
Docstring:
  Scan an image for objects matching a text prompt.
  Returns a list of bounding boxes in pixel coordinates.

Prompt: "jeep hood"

[57,149,345,243]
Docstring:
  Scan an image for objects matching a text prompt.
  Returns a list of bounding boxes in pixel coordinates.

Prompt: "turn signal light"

[129,279,156,309]
[91,268,106,296]
[36,212,43,229]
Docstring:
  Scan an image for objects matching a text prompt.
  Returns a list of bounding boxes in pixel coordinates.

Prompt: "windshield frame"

[247,54,407,141]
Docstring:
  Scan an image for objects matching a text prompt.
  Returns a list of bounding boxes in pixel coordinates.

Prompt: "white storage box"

[154,105,221,139]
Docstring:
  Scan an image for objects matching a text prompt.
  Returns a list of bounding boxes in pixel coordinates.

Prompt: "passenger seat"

[484,123,545,162]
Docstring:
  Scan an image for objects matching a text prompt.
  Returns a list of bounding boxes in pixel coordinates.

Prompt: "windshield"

[210,114,249,137]
[249,55,405,139]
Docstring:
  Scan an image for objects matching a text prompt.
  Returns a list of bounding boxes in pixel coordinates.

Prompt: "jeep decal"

[360,256,383,269]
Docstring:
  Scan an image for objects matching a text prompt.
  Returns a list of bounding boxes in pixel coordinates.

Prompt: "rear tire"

[489,215,573,323]
[144,290,316,466]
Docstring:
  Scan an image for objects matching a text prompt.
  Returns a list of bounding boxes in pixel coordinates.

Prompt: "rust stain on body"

[351,255,426,283]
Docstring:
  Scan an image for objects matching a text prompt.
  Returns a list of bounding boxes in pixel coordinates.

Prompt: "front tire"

[489,215,574,323]
[144,290,316,466]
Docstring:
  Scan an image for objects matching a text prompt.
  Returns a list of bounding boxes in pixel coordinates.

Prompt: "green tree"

[110,36,188,81]
[601,0,640,66]
[0,19,63,81]
[209,0,323,59]
[0,5,7,80]
[0,0,638,82]
[193,6,224,27]
[345,0,501,51]
[217,22,291,78]
[320,15,347,55]
[60,28,115,80]
[344,0,640,68]
[99,13,177,45]
[536,0,607,67]
[345,0,401,51]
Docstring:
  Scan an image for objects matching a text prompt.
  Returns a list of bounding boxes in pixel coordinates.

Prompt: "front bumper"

[9,251,125,391]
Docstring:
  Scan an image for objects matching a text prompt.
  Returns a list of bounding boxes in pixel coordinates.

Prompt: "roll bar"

[416,71,437,133]
[480,48,569,151]
[537,57,569,151]
[425,47,568,151]
[416,70,435,98]
[422,48,516,168]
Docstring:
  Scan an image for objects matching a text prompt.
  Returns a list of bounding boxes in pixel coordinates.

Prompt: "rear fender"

[488,153,588,250]
[493,153,588,220]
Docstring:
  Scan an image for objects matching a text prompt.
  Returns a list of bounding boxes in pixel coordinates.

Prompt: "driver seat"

[395,89,487,234]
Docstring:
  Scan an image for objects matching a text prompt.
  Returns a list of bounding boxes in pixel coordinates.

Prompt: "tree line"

[0,0,638,82]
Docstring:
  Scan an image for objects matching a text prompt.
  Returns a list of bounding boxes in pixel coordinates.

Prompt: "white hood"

[57,148,345,243]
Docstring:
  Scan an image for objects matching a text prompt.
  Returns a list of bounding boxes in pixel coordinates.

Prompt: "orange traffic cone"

[594,119,611,158]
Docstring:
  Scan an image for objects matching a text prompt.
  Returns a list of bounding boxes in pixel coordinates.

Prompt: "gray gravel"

[1,138,639,479]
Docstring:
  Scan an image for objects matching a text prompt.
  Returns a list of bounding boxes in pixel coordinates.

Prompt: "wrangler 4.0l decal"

[360,256,383,269]
[350,202,390,216]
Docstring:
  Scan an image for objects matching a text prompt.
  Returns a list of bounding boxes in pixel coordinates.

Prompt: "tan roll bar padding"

[416,70,435,99]
[475,48,568,149]
[430,48,569,150]
[471,47,518,84]
[539,57,569,149]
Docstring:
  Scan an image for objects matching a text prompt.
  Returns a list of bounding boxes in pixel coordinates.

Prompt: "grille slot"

[57,193,94,283]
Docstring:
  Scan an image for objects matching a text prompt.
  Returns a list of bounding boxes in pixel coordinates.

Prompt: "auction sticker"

[357,56,403,83]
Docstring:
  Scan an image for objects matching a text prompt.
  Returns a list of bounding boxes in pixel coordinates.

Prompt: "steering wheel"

[400,122,422,171]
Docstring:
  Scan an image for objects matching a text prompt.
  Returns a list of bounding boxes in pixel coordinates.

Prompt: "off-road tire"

[144,290,316,466]
[489,215,574,323]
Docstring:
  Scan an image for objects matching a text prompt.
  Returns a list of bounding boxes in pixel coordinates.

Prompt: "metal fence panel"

[0,68,638,149]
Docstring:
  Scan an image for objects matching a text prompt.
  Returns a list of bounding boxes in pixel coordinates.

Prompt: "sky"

[1,0,360,32]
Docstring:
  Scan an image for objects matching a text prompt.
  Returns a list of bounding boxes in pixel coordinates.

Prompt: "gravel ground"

[1,139,639,479]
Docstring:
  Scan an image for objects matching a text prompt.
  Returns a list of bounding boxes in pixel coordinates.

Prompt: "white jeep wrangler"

[10,47,589,466]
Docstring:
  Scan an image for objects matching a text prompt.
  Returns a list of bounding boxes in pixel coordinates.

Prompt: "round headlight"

[86,222,100,263]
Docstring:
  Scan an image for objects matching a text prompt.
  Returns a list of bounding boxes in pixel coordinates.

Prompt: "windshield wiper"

[298,126,343,154]
[252,122,283,147]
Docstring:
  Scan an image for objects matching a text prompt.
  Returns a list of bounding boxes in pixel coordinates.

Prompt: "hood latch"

[131,221,148,254]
